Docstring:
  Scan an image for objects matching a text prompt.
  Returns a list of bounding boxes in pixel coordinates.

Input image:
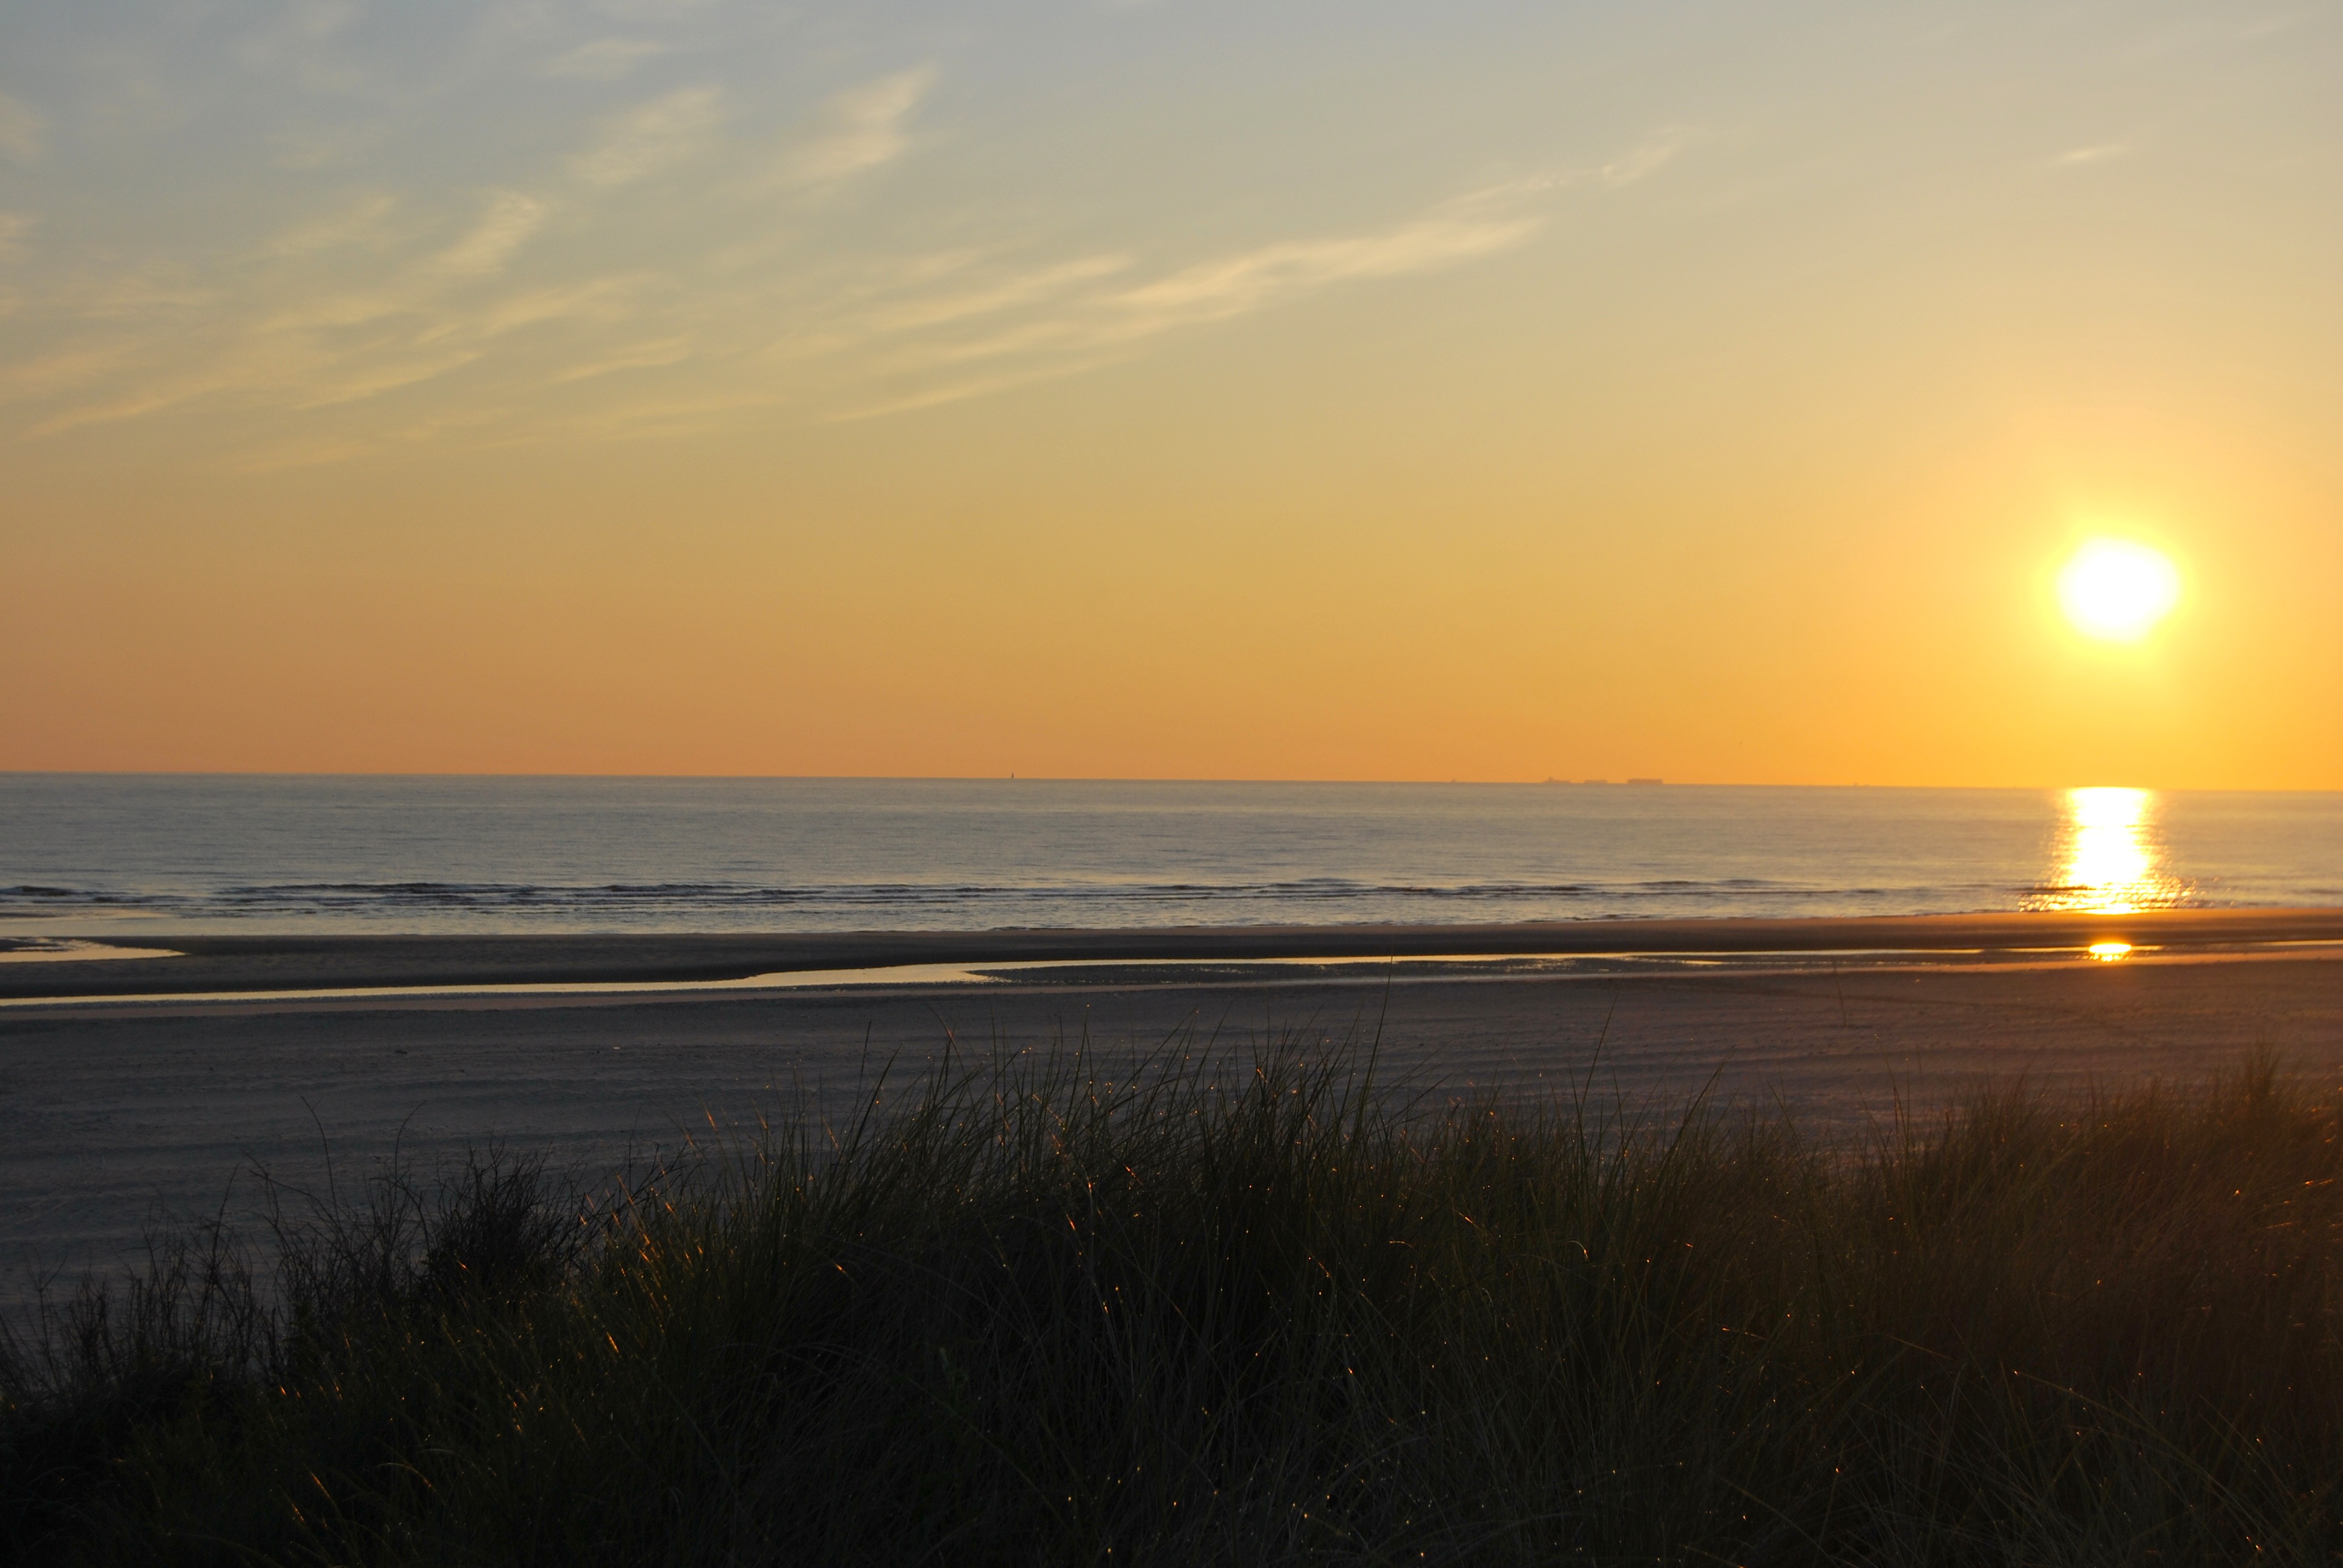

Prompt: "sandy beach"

[4,912,2341,1305]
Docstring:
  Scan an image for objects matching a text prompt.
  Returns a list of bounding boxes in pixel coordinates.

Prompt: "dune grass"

[7,1035,2343,1565]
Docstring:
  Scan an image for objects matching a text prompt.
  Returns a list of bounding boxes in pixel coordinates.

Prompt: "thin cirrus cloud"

[543,38,671,82]
[1110,202,1542,327]
[0,91,47,163]
[825,139,1688,419]
[6,64,940,452]
[2052,143,2131,168]
[7,36,1680,462]
[234,156,1570,446]
[433,192,550,276]
[257,192,402,260]
[779,68,937,189]
[552,335,696,385]
[818,204,1542,421]
[572,87,724,188]
[865,255,1136,335]
[0,211,36,261]
[21,197,622,438]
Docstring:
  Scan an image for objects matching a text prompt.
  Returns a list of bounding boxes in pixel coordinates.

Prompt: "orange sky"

[4,2,2338,786]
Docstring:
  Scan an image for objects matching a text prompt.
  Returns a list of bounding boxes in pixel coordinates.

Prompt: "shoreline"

[11,941,2343,1021]
[5,907,2343,1001]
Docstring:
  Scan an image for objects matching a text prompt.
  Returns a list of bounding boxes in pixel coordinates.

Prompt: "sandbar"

[7,907,2343,1001]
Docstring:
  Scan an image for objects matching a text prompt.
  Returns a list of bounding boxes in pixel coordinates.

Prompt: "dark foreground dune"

[16,1024,2343,1564]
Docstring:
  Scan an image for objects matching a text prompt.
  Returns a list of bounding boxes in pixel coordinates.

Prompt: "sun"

[2057,539,2180,642]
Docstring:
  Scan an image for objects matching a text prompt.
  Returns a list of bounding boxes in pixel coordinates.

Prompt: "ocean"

[3,776,2341,938]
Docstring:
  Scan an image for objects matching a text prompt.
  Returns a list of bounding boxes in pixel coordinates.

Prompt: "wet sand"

[5,930,2342,1306]
[8,907,2343,1000]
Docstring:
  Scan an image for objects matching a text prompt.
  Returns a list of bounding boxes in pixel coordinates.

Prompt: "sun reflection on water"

[2025,787,2189,915]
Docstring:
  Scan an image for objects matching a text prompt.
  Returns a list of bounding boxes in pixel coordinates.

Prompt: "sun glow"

[2025,786,2188,915]
[2058,539,2181,642]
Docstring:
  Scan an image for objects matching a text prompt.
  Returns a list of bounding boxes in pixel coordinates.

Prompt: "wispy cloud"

[1104,136,1684,338]
[433,192,549,275]
[232,0,367,96]
[47,266,218,322]
[0,211,36,261]
[283,0,361,41]
[292,349,487,411]
[2,341,137,395]
[268,123,385,172]
[258,193,401,259]
[573,87,723,187]
[0,92,45,163]
[2052,143,2131,168]
[867,255,1132,333]
[821,139,1688,417]
[551,335,696,384]
[5,105,1686,459]
[20,195,635,438]
[781,67,935,188]
[1590,134,1688,188]
[469,277,639,338]
[1109,201,1541,330]
[544,38,670,81]
[831,358,1116,423]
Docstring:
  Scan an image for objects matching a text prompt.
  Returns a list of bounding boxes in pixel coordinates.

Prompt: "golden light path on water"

[2025,787,2189,917]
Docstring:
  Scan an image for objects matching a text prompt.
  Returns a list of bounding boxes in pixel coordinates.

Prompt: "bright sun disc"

[2059,539,2180,641]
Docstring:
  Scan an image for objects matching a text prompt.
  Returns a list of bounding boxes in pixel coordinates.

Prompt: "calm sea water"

[2,776,2341,936]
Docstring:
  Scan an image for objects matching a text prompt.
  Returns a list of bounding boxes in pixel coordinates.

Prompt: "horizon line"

[1,769,2334,794]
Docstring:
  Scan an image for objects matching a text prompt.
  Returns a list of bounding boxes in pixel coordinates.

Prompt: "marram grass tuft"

[8,1036,2343,1564]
